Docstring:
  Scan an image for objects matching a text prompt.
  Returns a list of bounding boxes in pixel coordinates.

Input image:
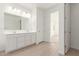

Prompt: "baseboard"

[58,51,65,56]
[36,41,47,44]
[71,47,79,51]
[71,46,79,50]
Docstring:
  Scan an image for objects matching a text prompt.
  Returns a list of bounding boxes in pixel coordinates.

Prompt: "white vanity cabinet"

[6,35,17,53]
[24,33,33,46]
[16,34,25,49]
[5,33,36,53]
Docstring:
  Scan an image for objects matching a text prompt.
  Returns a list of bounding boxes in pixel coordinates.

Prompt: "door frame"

[45,4,65,55]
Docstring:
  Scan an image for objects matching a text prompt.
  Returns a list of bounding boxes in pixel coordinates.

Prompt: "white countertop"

[4,30,36,34]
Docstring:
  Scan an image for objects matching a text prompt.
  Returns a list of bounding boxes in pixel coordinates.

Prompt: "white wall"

[43,10,50,42]
[64,4,71,53]
[58,4,64,55]
[31,7,45,44]
[31,7,37,32]
[0,4,5,51]
[31,7,37,43]
[36,8,45,43]
[44,4,65,55]
[71,3,79,49]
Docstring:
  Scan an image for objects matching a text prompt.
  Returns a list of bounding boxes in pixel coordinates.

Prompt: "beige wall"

[71,3,79,49]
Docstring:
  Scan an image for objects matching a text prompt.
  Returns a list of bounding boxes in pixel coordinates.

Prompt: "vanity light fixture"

[5,6,31,18]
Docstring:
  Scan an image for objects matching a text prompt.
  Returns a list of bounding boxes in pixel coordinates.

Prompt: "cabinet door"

[24,34,33,46]
[17,36,25,49]
[5,35,16,53]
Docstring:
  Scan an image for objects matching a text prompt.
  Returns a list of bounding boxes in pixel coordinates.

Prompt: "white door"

[37,8,44,44]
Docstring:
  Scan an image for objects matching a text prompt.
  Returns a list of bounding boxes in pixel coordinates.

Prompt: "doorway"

[50,11,59,43]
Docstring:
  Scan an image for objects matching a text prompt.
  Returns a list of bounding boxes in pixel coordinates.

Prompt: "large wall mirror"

[4,13,21,30]
[4,13,30,31]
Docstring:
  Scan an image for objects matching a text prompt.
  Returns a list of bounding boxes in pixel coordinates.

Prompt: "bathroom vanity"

[5,32,36,53]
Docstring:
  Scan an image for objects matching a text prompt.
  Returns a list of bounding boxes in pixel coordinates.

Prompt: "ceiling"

[18,3,57,10]
[36,3,56,9]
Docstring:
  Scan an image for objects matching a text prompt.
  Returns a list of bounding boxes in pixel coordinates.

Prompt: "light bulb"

[26,13,31,18]
[13,8,17,12]
[17,9,21,13]
[7,6,12,11]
